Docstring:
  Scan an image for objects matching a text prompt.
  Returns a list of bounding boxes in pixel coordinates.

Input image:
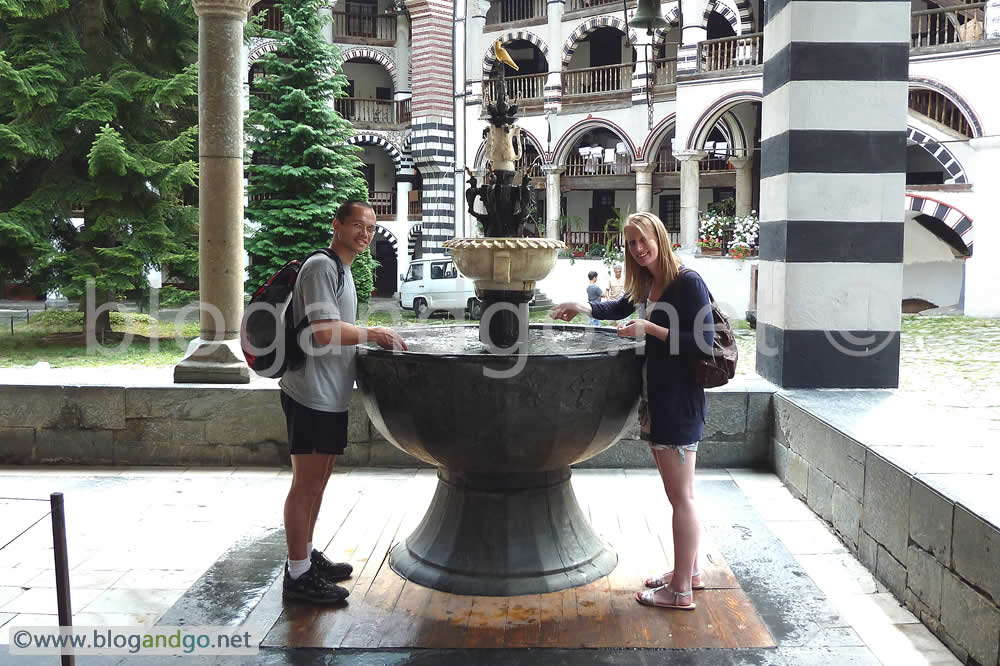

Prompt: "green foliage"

[351,247,379,305]
[601,207,627,269]
[157,285,198,308]
[244,0,368,292]
[0,0,200,328]
[708,198,736,217]
[24,310,85,329]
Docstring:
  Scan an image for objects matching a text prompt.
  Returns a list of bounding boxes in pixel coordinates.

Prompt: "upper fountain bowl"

[443,237,565,293]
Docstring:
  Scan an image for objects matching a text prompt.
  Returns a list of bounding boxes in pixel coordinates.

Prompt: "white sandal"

[635,585,697,610]
[643,570,705,589]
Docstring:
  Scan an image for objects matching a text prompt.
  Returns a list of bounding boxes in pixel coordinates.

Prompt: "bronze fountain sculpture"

[355,42,643,596]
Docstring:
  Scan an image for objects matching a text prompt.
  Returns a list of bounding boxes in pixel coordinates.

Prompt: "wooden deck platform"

[263,469,775,650]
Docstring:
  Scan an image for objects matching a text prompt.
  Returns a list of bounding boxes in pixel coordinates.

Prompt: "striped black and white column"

[756,0,910,388]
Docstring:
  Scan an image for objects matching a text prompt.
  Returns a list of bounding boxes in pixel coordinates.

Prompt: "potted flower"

[698,212,729,255]
[728,242,751,259]
[672,242,681,251]
[697,237,723,255]
[730,211,759,257]
[571,245,586,258]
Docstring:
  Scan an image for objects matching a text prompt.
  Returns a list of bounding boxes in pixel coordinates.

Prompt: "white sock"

[287,558,311,580]
[307,541,313,555]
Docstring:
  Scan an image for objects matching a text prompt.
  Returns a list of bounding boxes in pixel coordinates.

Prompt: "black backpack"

[680,268,738,388]
[240,249,345,378]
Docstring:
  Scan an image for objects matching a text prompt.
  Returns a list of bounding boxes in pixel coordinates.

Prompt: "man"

[607,265,625,301]
[278,199,407,604]
[586,270,603,326]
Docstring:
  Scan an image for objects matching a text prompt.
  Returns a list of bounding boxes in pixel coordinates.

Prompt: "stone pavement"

[0,467,961,665]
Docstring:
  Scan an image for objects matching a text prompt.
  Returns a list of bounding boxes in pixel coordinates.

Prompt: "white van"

[400,256,481,319]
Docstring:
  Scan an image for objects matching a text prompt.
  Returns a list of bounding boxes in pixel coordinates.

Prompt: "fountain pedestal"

[390,468,617,596]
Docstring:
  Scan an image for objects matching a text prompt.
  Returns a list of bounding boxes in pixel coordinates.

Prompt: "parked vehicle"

[400,256,481,319]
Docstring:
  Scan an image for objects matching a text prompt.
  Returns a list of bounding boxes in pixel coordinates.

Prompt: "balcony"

[697,33,763,74]
[482,73,547,114]
[652,58,677,96]
[911,2,986,50]
[561,62,634,103]
[485,0,546,27]
[564,0,636,18]
[335,97,411,128]
[563,230,623,250]
[331,11,397,45]
[370,190,422,221]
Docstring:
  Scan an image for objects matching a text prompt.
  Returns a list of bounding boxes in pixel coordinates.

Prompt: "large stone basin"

[356,325,643,596]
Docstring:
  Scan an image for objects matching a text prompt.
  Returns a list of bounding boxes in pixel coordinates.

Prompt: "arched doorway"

[372,226,399,298]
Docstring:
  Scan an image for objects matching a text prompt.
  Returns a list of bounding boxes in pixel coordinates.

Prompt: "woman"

[550,212,714,610]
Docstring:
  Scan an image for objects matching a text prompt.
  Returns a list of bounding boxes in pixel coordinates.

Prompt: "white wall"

[360,146,396,190]
[342,61,393,98]
[903,263,964,307]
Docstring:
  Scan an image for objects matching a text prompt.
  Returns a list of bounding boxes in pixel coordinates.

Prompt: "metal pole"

[50,492,75,666]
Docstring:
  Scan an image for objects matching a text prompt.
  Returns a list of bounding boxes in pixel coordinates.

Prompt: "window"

[406,263,423,282]
[431,261,450,280]
[659,195,680,233]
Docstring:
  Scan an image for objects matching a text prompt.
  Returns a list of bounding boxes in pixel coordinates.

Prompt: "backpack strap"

[309,248,346,296]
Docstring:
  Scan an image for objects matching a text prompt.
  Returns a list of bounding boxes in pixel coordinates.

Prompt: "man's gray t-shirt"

[587,284,603,303]
[279,252,357,413]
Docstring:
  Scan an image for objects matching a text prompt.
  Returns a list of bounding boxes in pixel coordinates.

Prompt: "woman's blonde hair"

[622,212,683,304]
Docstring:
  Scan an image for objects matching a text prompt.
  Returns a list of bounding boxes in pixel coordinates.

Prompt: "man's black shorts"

[280,391,348,456]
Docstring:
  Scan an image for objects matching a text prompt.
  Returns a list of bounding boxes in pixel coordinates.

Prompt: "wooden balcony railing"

[655,152,680,173]
[396,97,411,124]
[697,32,763,72]
[565,0,622,11]
[366,191,423,218]
[369,191,394,216]
[700,154,733,172]
[252,1,284,32]
[331,11,396,42]
[335,97,410,125]
[652,58,677,87]
[482,72,547,105]
[909,89,973,137]
[563,230,623,250]
[911,2,986,48]
[486,0,546,24]
[408,191,422,217]
[562,62,634,96]
[564,152,631,176]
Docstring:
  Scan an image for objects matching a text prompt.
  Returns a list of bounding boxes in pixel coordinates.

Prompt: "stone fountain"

[355,58,643,596]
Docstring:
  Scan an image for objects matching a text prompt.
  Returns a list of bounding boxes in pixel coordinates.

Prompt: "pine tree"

[244,0,369,291]
[0,0,200,332]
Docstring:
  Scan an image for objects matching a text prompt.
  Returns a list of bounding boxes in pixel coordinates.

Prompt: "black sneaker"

[282,563,349,604]
[311,549,353,582]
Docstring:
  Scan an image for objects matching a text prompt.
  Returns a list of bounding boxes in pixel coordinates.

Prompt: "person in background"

[607,265,625,301]
[550,212,714,610]
[586,270,603,326]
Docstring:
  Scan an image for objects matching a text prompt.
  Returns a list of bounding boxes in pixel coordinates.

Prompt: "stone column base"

[174,338,250,384]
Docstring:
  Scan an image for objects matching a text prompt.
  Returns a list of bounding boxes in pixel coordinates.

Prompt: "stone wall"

[772,394,1000,666]
[0,380,773,469]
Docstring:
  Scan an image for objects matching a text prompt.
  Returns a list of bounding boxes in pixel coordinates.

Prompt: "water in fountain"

[363,325,639,355]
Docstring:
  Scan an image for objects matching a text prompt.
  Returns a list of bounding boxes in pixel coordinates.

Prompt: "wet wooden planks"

[263,469,775,650]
